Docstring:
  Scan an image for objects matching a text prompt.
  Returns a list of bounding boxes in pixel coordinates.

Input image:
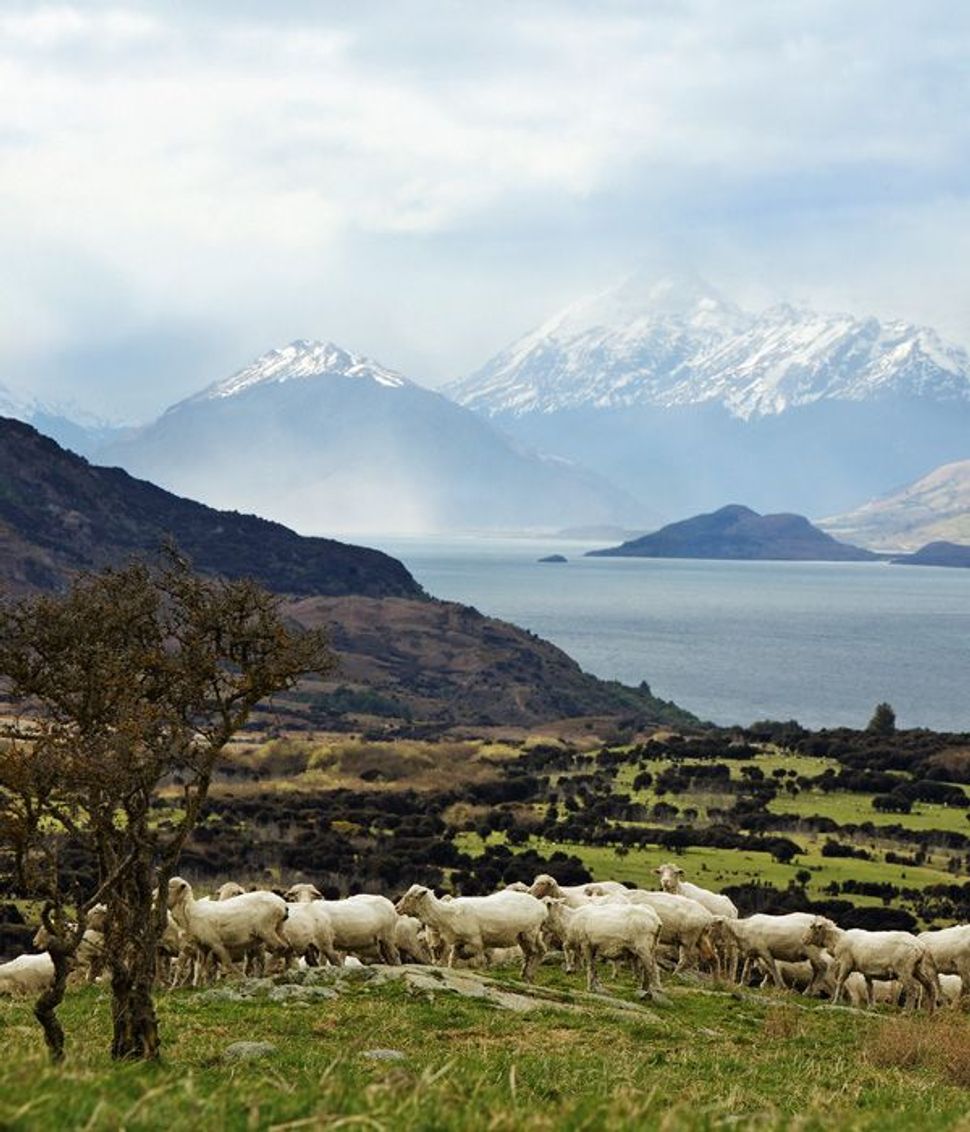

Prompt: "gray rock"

[267,984,337,1003]
[362,1048,406,1062]
[223,1041,277,1062]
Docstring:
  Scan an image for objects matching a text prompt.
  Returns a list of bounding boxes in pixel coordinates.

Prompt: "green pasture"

[2,969,970,1130]
[456,832,959,905]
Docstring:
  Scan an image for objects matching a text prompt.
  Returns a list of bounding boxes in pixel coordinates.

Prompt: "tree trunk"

[107,844,162,1061]
[33,946,71,1063]
[110,964,160,1061]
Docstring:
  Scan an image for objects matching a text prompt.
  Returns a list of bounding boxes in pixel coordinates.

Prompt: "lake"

[368,536,970,731]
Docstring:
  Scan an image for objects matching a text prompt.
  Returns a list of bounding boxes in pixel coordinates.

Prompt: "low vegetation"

[3,967,970,1130]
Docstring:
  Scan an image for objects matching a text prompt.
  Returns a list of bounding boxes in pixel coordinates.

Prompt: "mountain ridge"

[98,339,644,536]
[448,272,970,421]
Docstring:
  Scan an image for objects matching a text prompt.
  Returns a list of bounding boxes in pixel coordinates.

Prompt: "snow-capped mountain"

[98,339,645,536]
[448,271,751,415]
[0,378,122,456]
[187,339,408,402]
[446,273,970,520]
[448,272,970,420]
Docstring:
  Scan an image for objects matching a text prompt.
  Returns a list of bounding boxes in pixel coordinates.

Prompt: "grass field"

[3,967,970,1131]
[456,832,959,906]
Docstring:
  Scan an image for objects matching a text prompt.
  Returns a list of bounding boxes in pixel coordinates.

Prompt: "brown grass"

[761,1005,804,1040]
[866,1012,970,1085]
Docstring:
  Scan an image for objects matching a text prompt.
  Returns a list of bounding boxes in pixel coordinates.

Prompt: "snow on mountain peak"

[194,339,408,403]
[447,274,970,420]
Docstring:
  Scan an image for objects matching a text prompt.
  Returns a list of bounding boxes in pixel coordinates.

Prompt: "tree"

[867,702,896,735]
[0,551,334,1061]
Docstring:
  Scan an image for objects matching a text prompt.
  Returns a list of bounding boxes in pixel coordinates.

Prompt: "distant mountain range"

[447,272,970,521]
[96,340,641,536]
[0,417,689,727]
[588,504,878,561]
[821,459,970,551]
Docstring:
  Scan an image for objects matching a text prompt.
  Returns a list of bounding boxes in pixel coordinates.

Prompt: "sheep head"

[285,883,322,904]
[167,877,192,910]
[216,882,246,901]
[805,917,837,949]
[395,884,431,917]
[529,874,561,899]
[654,863,684,892]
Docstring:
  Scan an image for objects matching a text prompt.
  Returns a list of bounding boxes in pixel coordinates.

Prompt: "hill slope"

[0,417,418,599]
[0,417,687,727]
[821,459,970,551]
[98,340,643,535]
[588,504,879,561]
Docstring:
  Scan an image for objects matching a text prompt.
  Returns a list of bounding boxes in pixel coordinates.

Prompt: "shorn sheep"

[917,924,970,1001]
[167,877,290,984]
[654,863,739,919]
[0,952,55,996]
[396,884,547,981]
[709,912,834,990]
[805,918,939,1010]
[285,885,401,965]
[619,890,715,972]
[529,875,629,907]
[543,897,662,994]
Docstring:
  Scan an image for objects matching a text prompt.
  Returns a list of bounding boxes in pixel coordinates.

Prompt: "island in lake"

[891,541,970,568]
[587,504,880,562]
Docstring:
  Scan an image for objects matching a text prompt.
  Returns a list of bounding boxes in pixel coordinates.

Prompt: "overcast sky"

[3,1,970,421]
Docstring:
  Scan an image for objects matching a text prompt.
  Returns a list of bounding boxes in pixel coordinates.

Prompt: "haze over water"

[372,537,970,731]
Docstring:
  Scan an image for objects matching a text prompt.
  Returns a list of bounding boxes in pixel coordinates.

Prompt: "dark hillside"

[0,418,420,598]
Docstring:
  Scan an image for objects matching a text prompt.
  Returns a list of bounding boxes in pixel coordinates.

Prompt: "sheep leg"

[378,937,401,966]
[519,931,541,983]
[831,961,849,1005]
[584,944,602,993]
[764,954,786,990]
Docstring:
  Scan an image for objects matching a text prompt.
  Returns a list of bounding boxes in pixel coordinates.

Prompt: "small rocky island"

[587,504,880,562]
[891,541,970,568]
[538,554,568,563]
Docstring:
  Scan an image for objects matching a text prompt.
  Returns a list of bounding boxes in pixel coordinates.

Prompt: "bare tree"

[0,550,334,1061]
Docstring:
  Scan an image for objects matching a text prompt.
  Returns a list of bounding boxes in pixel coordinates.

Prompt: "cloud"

[1,1,969,416]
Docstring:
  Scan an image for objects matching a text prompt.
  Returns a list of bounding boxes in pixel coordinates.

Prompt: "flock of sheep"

[2,862,967,1013]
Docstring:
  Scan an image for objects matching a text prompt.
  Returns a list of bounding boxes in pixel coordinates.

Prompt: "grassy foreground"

[3,968,970,1131]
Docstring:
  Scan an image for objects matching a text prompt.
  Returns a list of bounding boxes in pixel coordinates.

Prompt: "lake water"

[368,536,970,731]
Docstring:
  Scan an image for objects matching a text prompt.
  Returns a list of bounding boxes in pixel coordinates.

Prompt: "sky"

[3,0,970,421]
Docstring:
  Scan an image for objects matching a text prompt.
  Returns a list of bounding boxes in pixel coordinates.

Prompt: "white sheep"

[0,952,55,996]
[285,884,400,965]
[618,889,716,972]
[543,897,662,994]
[279,901,341,968]
[216,881,247,900]
[395,884,547,980]
[710,912,833,990]
[805,918,939,1010]
[529,874,630,907]
[167,876,289,984]
[917,925,970,1001]
[654,863,739,919]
